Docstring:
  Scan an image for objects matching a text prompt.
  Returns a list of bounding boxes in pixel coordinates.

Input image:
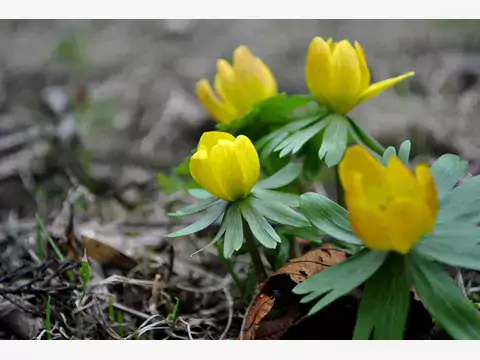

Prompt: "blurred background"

[1,19,480,222]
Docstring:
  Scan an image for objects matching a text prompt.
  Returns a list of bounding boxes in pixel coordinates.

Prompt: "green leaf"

[430,154,468,200]
[280,226,324,244]
[259,132,289,161]
[167,202,227,238]
[353,253,410,340]
[190,204,233,257]
[223,203,244,258]
[437,175,480,224]
[275,236,291,269]
[166,297,180,321]
[80,250,91,285]
[220,94,324,136]
[251,188,300,208]
[415,224,480,271]
[188,188,213,200]
[256,162,303,190]
[275,118,330,157]
[382,146,397,166]
[256,115,320,150]
[345,117,385,158]
[300,193,362,245]
[249,197,310,228]
[398,140,411,164]
[239,198,280,249]
[293,249,387,316]
[168,197,222,217]
[173,155,192,176]
[409,250,480,339]
[318,115,349,167]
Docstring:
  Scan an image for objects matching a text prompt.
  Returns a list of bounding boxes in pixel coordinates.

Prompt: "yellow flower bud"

[305,37,414,114]
[339,145,438,254]
[190,132,260,202]
[195,45,277,124]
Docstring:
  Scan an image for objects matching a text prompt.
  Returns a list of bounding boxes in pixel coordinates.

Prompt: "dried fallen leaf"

[240,243,347,340]
[81,235,138,272]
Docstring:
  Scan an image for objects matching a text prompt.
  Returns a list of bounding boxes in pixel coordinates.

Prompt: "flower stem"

[243,221,267,283]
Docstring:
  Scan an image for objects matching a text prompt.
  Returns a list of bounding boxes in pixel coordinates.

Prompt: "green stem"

[243,221,267,283]
[215,244,244,293]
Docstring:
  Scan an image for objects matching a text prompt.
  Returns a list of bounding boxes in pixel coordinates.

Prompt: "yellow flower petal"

[190,132,260,202]
[214,59,245,112]
[234,45,277,101]
[195,79,237,124]
[210,140,246,201]
[196,45,277,124]
[385,156,417,197]
[234,135,260,192]
[198,131,236,152]
[305,37,333,107]
[328,40,362,113]
[305,37,414,114]
[415,164,439,231]
[358,71,415,104]
[339,145,385,192]
[354,41,370,91]
[190,149,232,201]
[340,145,439,254]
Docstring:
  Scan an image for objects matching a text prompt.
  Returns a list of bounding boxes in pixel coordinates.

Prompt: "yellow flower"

[305,37,414,114]
[195,45,277,124]
[339,145,438,254]
[190,132,260,202]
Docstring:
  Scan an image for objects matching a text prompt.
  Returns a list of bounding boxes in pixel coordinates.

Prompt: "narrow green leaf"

[430,154,468,200]
[318,115,349,167]
[293,249,387,316]
[255,116,319,150]
[382,146,397,166]
[437,175,480,224]
[251,188,300,208]
[80,249,91,285]
[190,203,233,257]
[409,250,480,339]
[415,224,480,271]
[300,193,362,245]
[275,118,330,157]
[46,295,52,340]
[276,236,292,269]
[167,202,227,238]
[398,140,411,164]
[256,162,303,190]
[36,215,65,261]
[37,219,44,261]
[280,226,325,244]
[249,197,310,228]
[166,297,180,321]
[345,117,385,157]
[188,188,214,200]
[239,198,280,249]
[259,132,289,161]
[353,253,410,340]
[168,197,223,217]
[223,203,244,258]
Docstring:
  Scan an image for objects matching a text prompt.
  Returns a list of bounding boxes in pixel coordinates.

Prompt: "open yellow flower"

[190,132,260,202]
[195,45,277,125]
[339,145,438,254]
[306,37,414,114]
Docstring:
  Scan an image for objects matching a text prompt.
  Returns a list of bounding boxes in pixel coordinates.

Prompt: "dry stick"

[243,221,267,283]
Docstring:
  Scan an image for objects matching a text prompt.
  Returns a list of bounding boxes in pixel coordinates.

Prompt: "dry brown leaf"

[81,235,138,272]
[239,243,347,340]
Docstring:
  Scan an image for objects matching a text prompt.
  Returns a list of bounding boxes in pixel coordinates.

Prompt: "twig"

[219,286,233,340]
